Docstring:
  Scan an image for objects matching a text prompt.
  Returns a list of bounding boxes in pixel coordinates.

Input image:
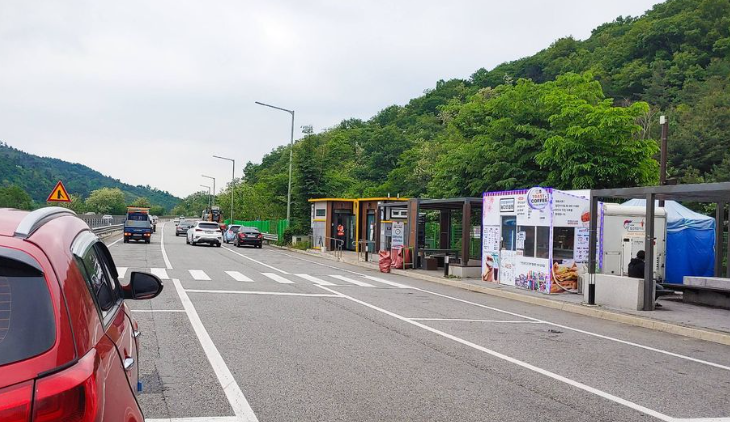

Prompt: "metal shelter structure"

[377,197,482,269]
[588,182,730,311]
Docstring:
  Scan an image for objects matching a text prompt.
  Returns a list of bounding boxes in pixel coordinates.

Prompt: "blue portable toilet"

[622,199,715,284]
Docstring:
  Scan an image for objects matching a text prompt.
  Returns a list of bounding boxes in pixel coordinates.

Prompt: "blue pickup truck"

[124,207,153,244]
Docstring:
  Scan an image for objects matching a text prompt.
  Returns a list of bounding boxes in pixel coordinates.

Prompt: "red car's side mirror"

[123,272,164,300]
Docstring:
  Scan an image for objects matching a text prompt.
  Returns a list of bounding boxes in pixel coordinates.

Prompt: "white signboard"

[391,222,405,248]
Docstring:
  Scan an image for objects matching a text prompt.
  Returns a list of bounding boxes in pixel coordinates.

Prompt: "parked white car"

[187,221,222,247]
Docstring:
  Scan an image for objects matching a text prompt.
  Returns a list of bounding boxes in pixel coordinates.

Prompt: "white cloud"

[0,0,661,198]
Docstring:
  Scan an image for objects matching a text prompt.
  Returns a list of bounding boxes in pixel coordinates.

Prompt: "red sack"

[391,247,404,269]
[378,250,392,273]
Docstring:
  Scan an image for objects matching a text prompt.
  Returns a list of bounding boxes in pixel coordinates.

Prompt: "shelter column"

[644,194,656,311]
[587,194,599,305]
[461,201,472,264]
[716,202,725,277]
[439,210,450,250]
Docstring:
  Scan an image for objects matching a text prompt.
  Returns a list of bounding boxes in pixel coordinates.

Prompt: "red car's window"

[0,247,55,366]
[77,244,120,321]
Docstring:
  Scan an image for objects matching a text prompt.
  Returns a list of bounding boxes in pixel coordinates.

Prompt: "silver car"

[187,221,222,247]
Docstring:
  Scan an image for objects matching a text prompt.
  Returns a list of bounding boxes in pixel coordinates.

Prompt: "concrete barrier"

[587,274,645,311]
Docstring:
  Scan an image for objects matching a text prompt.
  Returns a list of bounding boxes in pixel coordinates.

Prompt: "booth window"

[315,209,326,217]
[501,217,516,250]
[518,226,550,258]
[552,227,575,260]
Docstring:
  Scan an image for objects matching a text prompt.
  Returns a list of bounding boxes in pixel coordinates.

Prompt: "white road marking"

[131,309,186,313]
[261,273,294,284]
[225,271,253,282]
[151,268,170,280]
[172,279,258,422]
[107,237,123,247]
[147,417,239,422]
[315,284,675,422]
[189,270,211,281]
[281,251,730,372]
[223,246,289,274]
[672,418,730,421]
[328,275,374,287]
[185,289,341,297]
[362,275,411,288]
[160,222,173,270]
[295,274,337,286]
[410,318,544,323]
[117,267,128,279]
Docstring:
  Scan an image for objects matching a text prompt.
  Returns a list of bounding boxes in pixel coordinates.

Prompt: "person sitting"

[628,250,645,279]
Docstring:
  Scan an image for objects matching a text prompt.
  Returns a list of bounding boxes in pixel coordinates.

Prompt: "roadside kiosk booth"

[482,187,590,294]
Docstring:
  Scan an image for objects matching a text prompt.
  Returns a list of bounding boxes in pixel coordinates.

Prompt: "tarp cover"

[622,199,715,283]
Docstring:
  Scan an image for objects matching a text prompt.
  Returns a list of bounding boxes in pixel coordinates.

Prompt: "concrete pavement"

[107,222,730,421]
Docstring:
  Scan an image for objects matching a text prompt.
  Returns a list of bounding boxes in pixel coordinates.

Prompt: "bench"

[662,277,730,310]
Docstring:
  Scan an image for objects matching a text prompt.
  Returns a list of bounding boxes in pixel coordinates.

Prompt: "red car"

[0,207,162,421]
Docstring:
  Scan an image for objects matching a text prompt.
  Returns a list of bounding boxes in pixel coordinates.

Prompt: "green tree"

[149,205,165,216]
[0,185,34,210]
[56,193,87,214]
[130,197,152,208]
[85,187,126,214]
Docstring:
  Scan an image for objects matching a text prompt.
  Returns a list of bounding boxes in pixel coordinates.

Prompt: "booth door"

[366,212,375,252]
[499,216,517,286]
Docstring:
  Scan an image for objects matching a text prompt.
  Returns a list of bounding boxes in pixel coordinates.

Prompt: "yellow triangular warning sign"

[47,181,71,203]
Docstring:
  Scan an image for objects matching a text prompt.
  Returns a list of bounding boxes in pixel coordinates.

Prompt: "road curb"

[277,246,730,346]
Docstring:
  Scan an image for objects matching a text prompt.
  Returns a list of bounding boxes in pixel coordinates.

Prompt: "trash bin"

[379,250,392,273]
[391,247,404,269]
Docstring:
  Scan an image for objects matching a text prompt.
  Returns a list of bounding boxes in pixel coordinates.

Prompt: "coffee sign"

[500,198,515,213]
[526,187,549,210]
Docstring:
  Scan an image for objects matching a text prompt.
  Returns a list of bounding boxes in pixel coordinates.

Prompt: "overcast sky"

[1,0,661,199]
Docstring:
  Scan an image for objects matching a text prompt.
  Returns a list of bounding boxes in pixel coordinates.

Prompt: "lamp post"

[659,115,669,207]
[213,155,235,224]
[255,101,294,225]
[202,175,216,206]
[200,185,211,209]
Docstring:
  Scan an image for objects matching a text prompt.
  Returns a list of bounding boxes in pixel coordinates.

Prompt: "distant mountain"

[0,142,180,210]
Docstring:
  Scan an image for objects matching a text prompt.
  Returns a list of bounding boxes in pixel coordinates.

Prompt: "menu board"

[483,225,500,252]
[574,227,590,263]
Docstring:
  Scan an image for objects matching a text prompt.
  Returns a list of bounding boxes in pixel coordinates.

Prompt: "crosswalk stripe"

[151,268,170,280]
[295,274,336,286]
[262,273,294,284]
[117,267,128,279]
[189,270,211,281]
[362,275,410,289]
[225,271,253,282]
[328,275,374,287]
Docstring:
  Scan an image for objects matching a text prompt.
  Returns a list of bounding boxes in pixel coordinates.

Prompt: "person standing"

[628,250,645,278]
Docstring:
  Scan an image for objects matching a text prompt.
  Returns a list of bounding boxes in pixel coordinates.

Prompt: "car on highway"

[102,214,114,225]
[176,220,195,236]
[187,221,222,247]
[150,215,158,233]
[124,207,152,244]
[234,226,264,248]
[173,218,180,226]
[223,224,242,243]
[0,207,163,422]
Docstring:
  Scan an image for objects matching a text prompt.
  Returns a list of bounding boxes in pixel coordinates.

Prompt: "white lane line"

[172,279,258,422]
[189,270,211,281]
[117,267,128,279]
[328,275,374,287]
[147,417,239,422]
[362,275,411,289]
[107,237,123,247]
[225,271,253,282]
[223,246,289,274]
[151,268,170,280]
[419,289,730,372]
[280,252,730,371]
[410,318,544,323]
[672,418,730,421]
[186,289,341,298]
[295,274,337,286]
[315,284,675,422]
[160,222,172,270]
[261,273,294,284]
[131,309,186,313]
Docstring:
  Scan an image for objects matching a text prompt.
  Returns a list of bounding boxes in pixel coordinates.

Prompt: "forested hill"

[210,0,730,231]
[0,142,180,210]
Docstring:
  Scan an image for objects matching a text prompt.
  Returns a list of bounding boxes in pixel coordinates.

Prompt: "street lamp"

[255,101,294,224]
[200,185,211,209]
[213,155,235,224]
[202,175,215,206]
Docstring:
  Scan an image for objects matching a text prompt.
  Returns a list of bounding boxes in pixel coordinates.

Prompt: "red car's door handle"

[133,330,141,338]
[123,357,135,370]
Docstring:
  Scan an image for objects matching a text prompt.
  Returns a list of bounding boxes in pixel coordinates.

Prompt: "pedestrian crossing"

[115,266,409,288]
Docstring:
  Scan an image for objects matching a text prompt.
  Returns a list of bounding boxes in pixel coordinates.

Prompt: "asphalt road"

[107,222,730,422]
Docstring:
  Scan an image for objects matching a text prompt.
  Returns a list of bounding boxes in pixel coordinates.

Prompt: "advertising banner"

[515,256,551,293]
[391,222,405,248]
[482,224,500,282]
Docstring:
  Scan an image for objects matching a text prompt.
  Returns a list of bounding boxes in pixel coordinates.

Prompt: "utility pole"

[200,185,211,209]
[214,156,236,224]
[202,175,215,206]
[659,115,668,207]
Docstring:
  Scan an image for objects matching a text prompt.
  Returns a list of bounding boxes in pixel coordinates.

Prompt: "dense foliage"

[0,142,179,211]
[218,0,730,231]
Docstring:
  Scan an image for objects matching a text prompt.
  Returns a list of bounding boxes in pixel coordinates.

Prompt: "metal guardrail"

[324,236,344,260]
[92,223,124,237]
[262,233,279,242]
[79,214,126,229]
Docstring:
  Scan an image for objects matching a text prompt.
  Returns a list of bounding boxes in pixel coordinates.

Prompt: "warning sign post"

[47,181,71,203]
